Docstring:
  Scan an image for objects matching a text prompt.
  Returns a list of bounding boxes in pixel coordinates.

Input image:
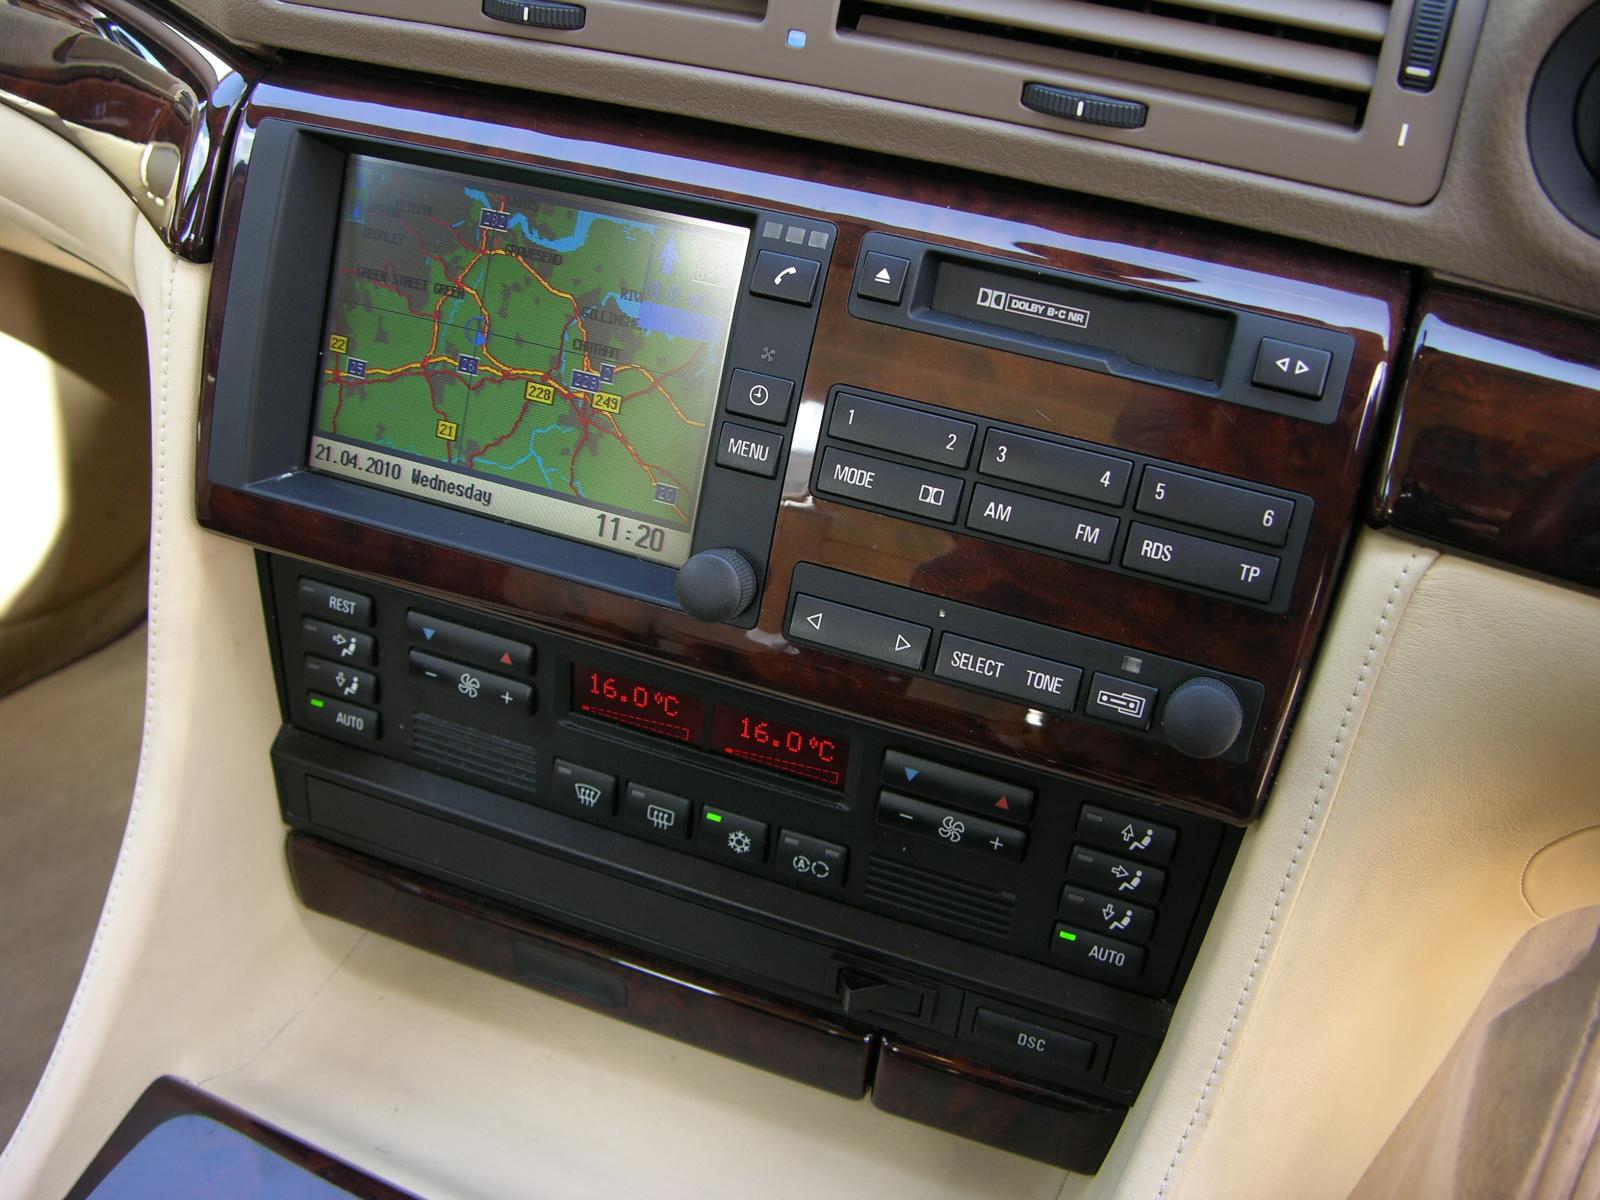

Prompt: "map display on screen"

[307,156,750,567]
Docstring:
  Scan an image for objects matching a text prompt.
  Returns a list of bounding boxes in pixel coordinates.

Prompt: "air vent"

[865,856,1016,938]
[839,0,1391,126]
[412,713,538,793]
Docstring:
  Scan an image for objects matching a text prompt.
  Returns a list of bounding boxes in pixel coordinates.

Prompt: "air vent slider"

[1022,83,1147,130]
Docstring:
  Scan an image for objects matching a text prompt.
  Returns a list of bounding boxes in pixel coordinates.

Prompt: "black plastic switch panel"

[1083,672,1159,731]
[298,578,372,626]
[749,251,820,305]
[406,611,534,675]
[304,694,378,741]
[1135,467,1294,548]
[715,422,784,478]
[828,393,975,468]
[815,447,963,523]
[409,650,533,712]
[978,429,1132,506]
[1066,845,1167,902]
[1122,523,1280,603]
[877,791,1027,863]
[967,484,1118,563]
[300,618,375,667]
[303,656,378,706]
[698,805,769,862]
[1058,886,1157,944]
[789,594,931,671]
[625,783,692,839]
[970,1008,1095,1072]
[932,633,1083,715]
[552,760,617,816]
[1077,805,1178,863]
[1051,924,1146,980]
[855,251,910,304]
[882,749,1035,823]
[725,369,794,425]
[1251,338,1332,399]
[774,830,848,889]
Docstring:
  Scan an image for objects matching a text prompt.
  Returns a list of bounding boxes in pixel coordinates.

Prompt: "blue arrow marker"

[423,627,436,640]
[905,768,919,782]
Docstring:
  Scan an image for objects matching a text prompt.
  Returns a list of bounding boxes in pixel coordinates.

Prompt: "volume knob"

[1161,677,1245,760]
[675,548,757,623]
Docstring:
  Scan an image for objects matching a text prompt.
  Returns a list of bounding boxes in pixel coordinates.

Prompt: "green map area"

[311,157,747,532]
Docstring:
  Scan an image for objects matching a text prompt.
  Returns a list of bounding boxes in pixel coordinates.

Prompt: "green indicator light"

[1057,929,1077,942]
[310,697,326,709]
[706,811,723,823]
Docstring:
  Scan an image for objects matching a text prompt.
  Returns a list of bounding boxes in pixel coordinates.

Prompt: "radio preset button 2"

[933,632,1083,714]
[1135,467,1295,548]
[828,393,975,468]
[967,484,1118,563]
[815,447,963,523]
[725,368,794,425]
[1123,522,1280,602]
[978,429,1132,506]
[749,250,820,305]
[1084,672,1160,731]
[714,422,785,478]
[789,594,931,671]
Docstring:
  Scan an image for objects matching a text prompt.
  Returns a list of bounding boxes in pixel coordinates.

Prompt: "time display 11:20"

[571,663,849,790]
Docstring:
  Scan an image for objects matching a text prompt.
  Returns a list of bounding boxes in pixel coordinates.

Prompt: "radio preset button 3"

[978,429,1132,506]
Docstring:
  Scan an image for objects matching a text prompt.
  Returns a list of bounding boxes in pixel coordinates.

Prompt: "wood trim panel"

[1376,287,1600,588]
[197,63,1409,823]
[288,832,878,1099]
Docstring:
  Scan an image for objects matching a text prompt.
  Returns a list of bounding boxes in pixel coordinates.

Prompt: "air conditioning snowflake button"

[696,805,769,863]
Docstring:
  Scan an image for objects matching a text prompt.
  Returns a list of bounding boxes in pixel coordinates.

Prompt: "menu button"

[715,422,784,478]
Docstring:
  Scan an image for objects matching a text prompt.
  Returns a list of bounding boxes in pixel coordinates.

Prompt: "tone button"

[933,633,1083,713]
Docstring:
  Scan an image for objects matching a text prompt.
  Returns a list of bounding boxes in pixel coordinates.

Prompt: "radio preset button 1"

[967,484,1118,563]
[305,693,379,742]
[815,447,963,523]
[970,1008,1095,1072]
[303,655,378,705]
[828,393,975,468]
[725,369,794,425]
[553,760,618,816]
[978,429,1133,506]
[405,611,534,675]
[297,578,372,626]
[714,422,785,478]
[775,830,848,889]
[1135,467,1295,548]
[882,749,1035,823]
[789,594,931,671]
[409,650,533,712]
[698,805,769,861]
[300,618,375,667]
[1067,845,1167,901]
[749,250,820,305]
[1058,886,1157,943]
[1123,522,1280,602]
[877,791,1027,863]
[625,783,692,839]
[855,250,911,304]
[1051,924,1146,980]
[1084,672,1160,731]
[933,632,1083,714]
[1077,805,1179,863]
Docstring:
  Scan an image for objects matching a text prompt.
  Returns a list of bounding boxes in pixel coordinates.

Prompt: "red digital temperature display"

[573,665,706,743]
[708,704,848,790]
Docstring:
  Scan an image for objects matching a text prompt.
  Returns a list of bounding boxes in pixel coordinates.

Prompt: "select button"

[933,633,1082,713]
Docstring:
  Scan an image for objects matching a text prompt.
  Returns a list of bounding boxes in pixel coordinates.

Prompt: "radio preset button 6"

[1135,467,1295,548]
[829,393,975,468]
[1123,522,1280,602]
[966,484,1118,563]
[978,430,1132,506]
[1084,672,1160,731]
[749,250,820,305]
[815,447,963,523]
[877,791,1027,863]
[715,422,784,478]
[725,369,794,425]
[789,594,931,671]
[933,632,1083,714]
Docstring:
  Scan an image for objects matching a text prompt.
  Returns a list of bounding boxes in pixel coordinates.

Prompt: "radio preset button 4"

[978,429,1133,506]
[828,393,975,468]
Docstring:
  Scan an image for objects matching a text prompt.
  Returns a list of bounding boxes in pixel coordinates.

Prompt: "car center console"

[199,63,1406,1171]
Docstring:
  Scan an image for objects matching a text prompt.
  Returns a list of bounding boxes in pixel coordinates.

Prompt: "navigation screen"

[307,157,750,567]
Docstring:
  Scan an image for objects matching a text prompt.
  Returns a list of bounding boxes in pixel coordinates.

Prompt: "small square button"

[856,251,910,304]
[750,251,820,305]
[1084,673,1160,731]
[1252,338,1332,399]
[725,369,794,424]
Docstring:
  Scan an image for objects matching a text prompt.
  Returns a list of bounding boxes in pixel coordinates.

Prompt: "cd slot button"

[409,650,534,713]
[828,393,975,468]
[789,594,930,671]
[815,447,962,524]
[1135,467,1294,548]
[978,430,1132,506]
[714,422,784,479]
[1123,522,1279,602]
[932,632,1082,714]
[966,485,1118,563]
[877,791,1027,863]
[882,749,1035,823]
[405,611,534,675]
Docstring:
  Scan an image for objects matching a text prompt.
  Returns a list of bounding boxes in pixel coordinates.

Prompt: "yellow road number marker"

[436,418,459,441]
[525,382,556,405]
[591,391,623,414]
[328,334,349,354]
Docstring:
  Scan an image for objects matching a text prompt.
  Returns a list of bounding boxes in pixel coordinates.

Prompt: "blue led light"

[786,28,808,49]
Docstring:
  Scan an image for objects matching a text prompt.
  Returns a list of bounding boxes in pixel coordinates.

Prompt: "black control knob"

[1161,677,1245,760]
[675,548,757,623]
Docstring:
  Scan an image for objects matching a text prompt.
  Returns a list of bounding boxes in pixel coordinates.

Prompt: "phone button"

[749,250,821,305]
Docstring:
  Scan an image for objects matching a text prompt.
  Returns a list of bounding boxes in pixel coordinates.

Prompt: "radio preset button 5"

[828,393,975,468]
[1123,522,1280,602]
[714,422,784,478]
[877,791,1027,863]
[1084,672,1160,731]
[815,447,963,523]
[978,429,1132,506]
[967,484,1118,563]
[1135,467,1295,548]
[725,368,794,425]
[749,250,820,305]
[933,632,1083,714]
[789,594,931,671]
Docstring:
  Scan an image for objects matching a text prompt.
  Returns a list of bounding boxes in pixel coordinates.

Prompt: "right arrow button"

[1252,336,1333,400]
[788,593,930,670]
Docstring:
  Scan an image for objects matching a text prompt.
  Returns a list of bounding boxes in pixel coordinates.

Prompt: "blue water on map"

[464,190,655,255]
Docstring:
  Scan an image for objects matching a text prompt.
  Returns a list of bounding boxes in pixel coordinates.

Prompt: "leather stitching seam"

[1154,551,1421,1200]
